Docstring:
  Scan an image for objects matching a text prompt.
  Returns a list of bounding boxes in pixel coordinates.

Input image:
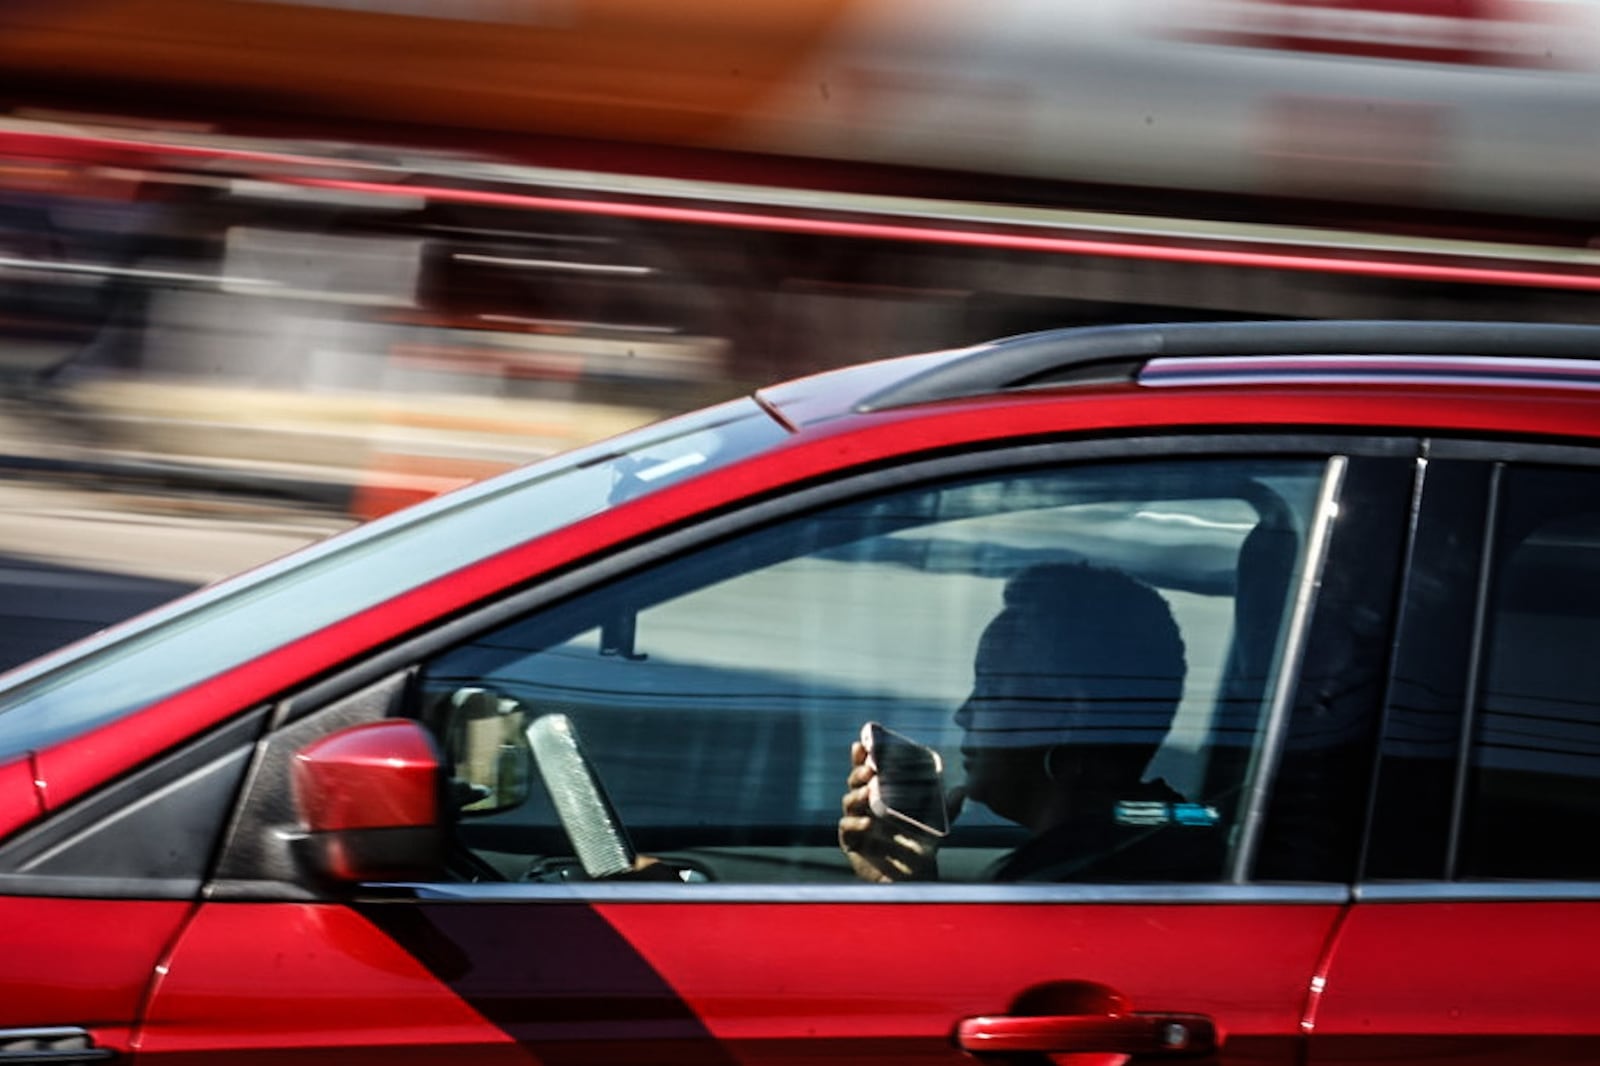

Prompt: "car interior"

[418,462,1320,887]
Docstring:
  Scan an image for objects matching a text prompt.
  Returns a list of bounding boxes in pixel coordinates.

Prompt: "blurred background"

[0,0,1598,667]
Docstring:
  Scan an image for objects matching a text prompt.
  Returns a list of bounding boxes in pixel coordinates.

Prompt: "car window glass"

[420,457,1328,886]
[1462,466,1600,879]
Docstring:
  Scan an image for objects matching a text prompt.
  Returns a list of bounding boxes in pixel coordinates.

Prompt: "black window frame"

[1362,437,1600,899]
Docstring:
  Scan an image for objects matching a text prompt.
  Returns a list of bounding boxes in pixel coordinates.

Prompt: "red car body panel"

[141,897,1340,1063]
[1310,901,1600,1063]
[0,755,41,838]
[136,902,530,1064]
[0,897,193,1052]
[597,901,1333,1038]
[25,383,1600,820]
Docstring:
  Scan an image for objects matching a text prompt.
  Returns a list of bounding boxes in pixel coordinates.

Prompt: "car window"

[1461,465,1600,880]
[418,457,1329,886]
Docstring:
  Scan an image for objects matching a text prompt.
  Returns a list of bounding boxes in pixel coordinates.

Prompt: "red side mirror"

[292,720,445,883]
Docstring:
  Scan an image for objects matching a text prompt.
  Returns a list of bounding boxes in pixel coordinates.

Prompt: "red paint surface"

[1314,902,1600,1042]
[137,902,531,1064]
[28,381,1600,814]
[579,900,1329,1064]
[597,901,1332,1040]
[143,898,1335,1063]
[292,721,441,833]
[0,897,191,1050]
[0,755,42,837]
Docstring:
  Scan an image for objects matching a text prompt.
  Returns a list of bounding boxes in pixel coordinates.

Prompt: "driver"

[839,562,1220,882]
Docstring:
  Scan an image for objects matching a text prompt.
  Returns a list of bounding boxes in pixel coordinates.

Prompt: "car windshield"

[0,398,787,759]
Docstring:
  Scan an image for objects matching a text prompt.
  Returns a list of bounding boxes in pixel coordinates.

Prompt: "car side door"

[0,709,268,1064]
[1312,450,1600,1065]
[140,438,1413,1066]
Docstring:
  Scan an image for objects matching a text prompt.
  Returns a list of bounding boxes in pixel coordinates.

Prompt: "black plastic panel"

[209,668,415,899]
[860,320,1600,411]
[0,708,267,899]
[1254,457,1416,883]
[1362,460,1492,880]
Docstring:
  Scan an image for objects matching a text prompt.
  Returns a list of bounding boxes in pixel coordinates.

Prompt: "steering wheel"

[524,713,639,878]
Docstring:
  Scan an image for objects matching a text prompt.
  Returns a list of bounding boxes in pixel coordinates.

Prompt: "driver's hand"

[838,740,940,883]
[608,855,688,882]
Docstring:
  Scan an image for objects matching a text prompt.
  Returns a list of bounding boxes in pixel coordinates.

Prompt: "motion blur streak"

[0,1,1594,216]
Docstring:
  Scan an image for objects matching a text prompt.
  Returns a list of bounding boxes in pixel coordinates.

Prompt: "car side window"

[1461,466,1600,880]
[417,457,1328,886]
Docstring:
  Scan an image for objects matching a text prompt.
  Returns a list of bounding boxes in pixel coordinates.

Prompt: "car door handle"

[956,1012,1217,1057]
[0,1028,114,1064]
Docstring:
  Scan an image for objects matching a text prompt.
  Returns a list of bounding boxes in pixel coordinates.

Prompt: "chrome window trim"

[373,881,1351,906]
[1229,455,1348,883]
[0,1026,109,1061]
[1357,882,1600,903]
[1142,354,1600,392]
[0,1027,98,1041]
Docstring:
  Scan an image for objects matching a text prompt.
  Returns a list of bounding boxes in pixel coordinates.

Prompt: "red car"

[2,319,1597,1064]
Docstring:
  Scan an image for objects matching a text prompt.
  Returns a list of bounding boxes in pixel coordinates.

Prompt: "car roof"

[757,320,1600,430]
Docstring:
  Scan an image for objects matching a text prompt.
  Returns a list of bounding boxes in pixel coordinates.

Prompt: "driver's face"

[953,696,1035,823]
[953,661,1087,824]
[952,595,1098,823]
[954,649,1090,740]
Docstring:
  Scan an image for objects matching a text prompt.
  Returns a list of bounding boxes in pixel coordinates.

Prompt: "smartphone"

[862,722,950,837]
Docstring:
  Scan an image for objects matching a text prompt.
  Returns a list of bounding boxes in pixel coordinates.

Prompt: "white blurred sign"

[223,228,421,307]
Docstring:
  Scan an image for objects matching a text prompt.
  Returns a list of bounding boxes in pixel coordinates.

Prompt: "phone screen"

[866,723,949,836]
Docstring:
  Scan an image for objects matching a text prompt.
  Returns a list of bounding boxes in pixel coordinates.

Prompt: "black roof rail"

[857,320,1600,411]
